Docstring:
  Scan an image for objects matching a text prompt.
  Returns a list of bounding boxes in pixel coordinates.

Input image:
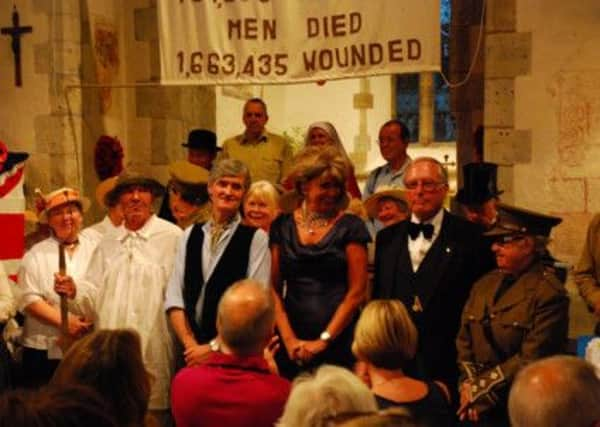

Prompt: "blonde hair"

[278,365,377,427]
[244,180,280,213]
[352,300,418,370]
[286,146,348,196]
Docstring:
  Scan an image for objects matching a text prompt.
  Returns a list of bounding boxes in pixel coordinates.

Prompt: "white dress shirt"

[408,209,445,272]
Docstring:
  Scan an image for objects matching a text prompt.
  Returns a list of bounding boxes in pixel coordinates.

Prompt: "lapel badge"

[412,295,423,313]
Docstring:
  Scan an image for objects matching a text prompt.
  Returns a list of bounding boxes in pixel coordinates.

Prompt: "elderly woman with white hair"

[18,188,96,387]
[277,365,378,427]
[243,180,280,233]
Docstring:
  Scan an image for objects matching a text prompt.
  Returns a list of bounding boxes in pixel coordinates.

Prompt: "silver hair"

[509,356,600,427]
[277,365,377,427]
[209,158,251,190]
[404,157,449,185]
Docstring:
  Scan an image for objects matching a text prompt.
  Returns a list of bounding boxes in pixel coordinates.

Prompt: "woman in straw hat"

[18,187,96,387]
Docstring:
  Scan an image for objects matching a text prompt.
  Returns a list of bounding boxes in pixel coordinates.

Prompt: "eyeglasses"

[404,180,444,192]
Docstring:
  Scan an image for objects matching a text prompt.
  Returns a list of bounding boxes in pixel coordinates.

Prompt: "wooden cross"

[1,5,33,87]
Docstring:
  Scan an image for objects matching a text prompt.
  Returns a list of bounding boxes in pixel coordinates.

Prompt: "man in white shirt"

[165,159,271,368]
[80,170,182,420]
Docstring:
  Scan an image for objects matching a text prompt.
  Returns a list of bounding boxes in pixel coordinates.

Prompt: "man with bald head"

[171,279,290,427]
[509,356,600,427]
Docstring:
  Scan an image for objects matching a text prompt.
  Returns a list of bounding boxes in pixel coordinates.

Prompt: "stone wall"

[484,0,600,334]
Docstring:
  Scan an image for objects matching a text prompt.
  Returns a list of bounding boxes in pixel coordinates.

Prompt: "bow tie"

[408,222,434,240]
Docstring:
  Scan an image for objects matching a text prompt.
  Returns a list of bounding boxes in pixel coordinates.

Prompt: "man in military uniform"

[456,204,569,426]
[167,160,211,229]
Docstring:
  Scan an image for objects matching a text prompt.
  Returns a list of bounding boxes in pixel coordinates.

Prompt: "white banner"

[158,0,440,85]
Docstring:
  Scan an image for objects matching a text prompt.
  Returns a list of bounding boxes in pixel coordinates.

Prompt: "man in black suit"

[373,157,493,395]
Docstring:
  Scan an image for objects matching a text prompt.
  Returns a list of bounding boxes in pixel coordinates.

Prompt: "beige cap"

[36,187,91,223]
[364,186,407,219]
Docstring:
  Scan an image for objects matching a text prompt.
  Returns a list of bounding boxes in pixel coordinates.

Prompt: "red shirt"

[171,352,291,427]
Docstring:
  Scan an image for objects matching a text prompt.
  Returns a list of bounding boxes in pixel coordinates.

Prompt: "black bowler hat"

[456,162,503,205]
[485,203,562,238]
[182,129,220,152]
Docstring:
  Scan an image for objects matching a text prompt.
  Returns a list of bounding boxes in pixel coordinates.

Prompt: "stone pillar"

[351,77,373,173]
[418,72,434,145]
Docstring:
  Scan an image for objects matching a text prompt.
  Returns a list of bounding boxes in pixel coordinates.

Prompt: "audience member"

[220,98,292,184]
[352,300,451,427]
[277,365,378,427]
[508,355,600,427]
[456,204,569,425]
[243,180,280,232]
[82,176,123,243]
[171,279,290,427]
[270,146,370,379]
[18,187,95,387]
[167,160,211,229]
[165,159,270,367]
[0,384,119,427]
[363,120,411,199]
[80,169,181,420]
[182,129,220,170]
[373,157,492,398]
[51,329,153,427]
[574,213,600,334]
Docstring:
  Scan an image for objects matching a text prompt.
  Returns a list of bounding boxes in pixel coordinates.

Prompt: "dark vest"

[183,222,257,343]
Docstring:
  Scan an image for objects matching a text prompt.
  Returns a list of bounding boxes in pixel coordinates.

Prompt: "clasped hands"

[286,337,327,366]
[53,273,93,339]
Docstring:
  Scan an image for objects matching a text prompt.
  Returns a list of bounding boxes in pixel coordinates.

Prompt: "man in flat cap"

[167,160,211,229]
[220,98,292,185]
[79,168,182,422]
[456,204,569,426]
[182,129,220,170]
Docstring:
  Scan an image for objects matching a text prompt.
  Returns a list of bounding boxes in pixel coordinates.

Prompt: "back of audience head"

[338,407,424,427]
[277,365,377,427]
[0,384,118,427]
[352,300,417,370]
[508,355,600,427]
[217,279,275,357]
[51,328,151,427]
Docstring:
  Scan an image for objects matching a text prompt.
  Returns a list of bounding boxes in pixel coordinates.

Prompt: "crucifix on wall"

[1,5,33,87]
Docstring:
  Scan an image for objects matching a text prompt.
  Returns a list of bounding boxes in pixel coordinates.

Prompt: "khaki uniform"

[177,202,211,230]
[574,213,600,310]
[456,262,569,417]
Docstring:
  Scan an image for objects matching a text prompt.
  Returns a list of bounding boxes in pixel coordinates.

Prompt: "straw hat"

[363,186,407,219]
[36,187,91,223]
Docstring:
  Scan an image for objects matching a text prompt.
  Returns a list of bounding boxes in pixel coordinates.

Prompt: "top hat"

[363,186,408,219]
[36,187,91,223]
[485,203,562,238]
[104,168,165,207]
[181,129,220,152]
[456,162,503,205]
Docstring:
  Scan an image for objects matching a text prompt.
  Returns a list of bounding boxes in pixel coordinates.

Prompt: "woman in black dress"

[270,146,370,379]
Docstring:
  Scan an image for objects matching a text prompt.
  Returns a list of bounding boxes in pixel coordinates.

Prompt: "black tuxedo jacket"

[373,210,494,389]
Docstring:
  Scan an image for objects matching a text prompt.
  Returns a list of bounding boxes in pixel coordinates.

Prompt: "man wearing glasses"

[363,119,412,199]
[373,157,493,404]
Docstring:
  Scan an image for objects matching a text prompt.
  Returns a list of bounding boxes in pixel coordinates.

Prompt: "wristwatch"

[209,338,220,352]
[319,331,332,342]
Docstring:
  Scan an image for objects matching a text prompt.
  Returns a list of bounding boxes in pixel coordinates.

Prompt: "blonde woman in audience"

[271,146,370,379]
[51,329,156,427]
[352,300,451,427]
[278,365,377,427]
[243,180,280,232]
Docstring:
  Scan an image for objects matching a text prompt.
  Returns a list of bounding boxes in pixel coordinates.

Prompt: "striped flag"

[0,142,28,284]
